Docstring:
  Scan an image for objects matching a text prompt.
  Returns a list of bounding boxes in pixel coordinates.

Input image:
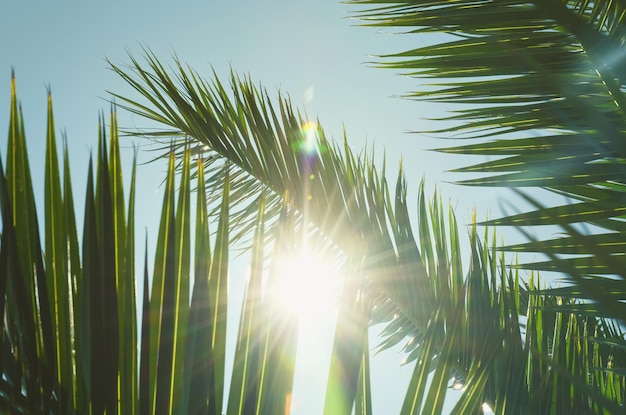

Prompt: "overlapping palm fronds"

[4,1,626,410]
[353,0,626,338]
[4,76,151,412]
[350,0,626,334]
[4,35,625,411]
[107,51,624,412]
[0,76,325,415]
[345,0,626,411]
[107,52,443,410]
[2,64,485,414]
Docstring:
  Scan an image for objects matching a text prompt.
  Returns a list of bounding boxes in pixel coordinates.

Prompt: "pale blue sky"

[0,2,513,413]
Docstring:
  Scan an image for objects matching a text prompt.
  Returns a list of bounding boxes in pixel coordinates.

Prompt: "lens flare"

[300,121,319,155]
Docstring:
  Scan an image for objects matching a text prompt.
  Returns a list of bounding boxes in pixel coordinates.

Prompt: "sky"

[0,1,514,413]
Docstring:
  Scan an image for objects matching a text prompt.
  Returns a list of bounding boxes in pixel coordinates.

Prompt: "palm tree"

[1,2,625,414]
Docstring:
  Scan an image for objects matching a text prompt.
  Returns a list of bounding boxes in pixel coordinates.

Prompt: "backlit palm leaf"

[348,0,626,411]
[108,53,435,411]
[350,0,626,330]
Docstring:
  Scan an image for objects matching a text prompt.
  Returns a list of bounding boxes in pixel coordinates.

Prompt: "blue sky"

[0,1,512,413]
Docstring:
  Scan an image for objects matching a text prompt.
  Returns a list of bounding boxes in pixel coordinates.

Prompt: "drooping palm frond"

[110,51,518,411]
[349,0,626,321]
[108,52,449,341]
[108,52,626,412]
[107,52,449,409]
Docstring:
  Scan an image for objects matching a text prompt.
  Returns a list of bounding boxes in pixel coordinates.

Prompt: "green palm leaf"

[351,0,626,324]
[349,0,626,410]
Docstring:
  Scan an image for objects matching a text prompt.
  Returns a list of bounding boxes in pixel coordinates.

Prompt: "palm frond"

[348,1,626,410]
[108,52,446,408]
[351,0,626,322]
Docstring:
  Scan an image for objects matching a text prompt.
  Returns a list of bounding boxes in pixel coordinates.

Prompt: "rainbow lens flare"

[300,121,319,155]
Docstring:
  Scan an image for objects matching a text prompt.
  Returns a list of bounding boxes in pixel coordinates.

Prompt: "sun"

[272,248,341,323]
